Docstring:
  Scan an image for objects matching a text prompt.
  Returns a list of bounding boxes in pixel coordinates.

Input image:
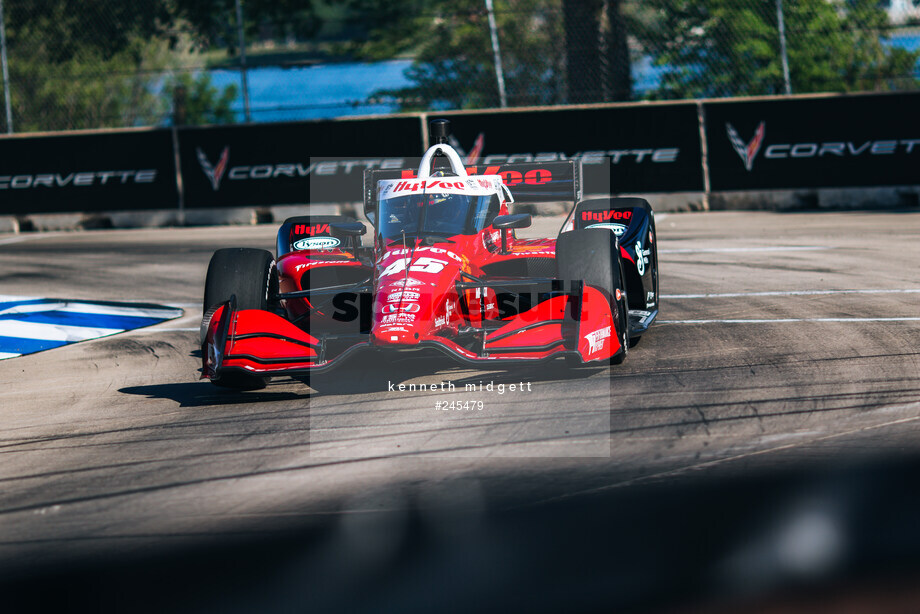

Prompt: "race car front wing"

[201,282,622,382]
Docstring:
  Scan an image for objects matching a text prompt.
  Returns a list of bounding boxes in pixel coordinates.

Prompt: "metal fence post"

[485,0,508,108]
[235,0,252,122]
[0,0,13,133]
[777,0,792,95]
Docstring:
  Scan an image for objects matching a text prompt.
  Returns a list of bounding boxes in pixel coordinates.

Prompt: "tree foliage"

[344,0,634,110]
[0,0,250,131]
[165,73,239,126]
[343,0,568,110]
[631,0,920,99]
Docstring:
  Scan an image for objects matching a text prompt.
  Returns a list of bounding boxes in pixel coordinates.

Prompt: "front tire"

[202,248,275,390]
[556,229,629,365]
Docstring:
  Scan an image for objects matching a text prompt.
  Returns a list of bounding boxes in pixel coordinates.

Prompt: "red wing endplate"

[202,303,338,379]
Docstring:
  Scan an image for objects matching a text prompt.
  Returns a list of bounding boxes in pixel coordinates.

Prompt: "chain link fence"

[0,0,918,134]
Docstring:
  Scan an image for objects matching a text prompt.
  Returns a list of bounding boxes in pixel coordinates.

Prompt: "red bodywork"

[202,182,622,382]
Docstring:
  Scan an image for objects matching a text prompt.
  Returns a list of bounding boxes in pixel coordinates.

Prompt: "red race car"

[201,120,658,390]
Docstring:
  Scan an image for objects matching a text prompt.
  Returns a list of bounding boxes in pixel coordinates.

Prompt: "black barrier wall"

[704,93,920,191]
[3,92,920,217]
[442,104,704,194]
[0,129,177,215]
[178,117,423,207]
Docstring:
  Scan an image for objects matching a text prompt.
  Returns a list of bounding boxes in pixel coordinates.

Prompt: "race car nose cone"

[371,328,417,346]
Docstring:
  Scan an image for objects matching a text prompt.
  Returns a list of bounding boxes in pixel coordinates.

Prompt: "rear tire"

[202,248,275,390]
[556,229,629,365]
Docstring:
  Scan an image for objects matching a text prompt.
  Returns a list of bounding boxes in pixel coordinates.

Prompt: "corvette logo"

[726,122,765,171]
[197,147,230,191]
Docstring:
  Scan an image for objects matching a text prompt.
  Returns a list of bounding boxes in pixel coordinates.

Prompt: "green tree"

[1,0,245,132]
[5,34,177,131]
[632,0,919,99]
[344,0,568,110]
[562,0,632,103]
[345,0,633,109]
[165,72,239,125]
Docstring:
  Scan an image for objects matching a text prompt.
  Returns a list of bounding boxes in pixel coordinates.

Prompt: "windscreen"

[377,191,495,240]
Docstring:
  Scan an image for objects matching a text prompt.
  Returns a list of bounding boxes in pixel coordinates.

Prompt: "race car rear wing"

[363,159,582,225]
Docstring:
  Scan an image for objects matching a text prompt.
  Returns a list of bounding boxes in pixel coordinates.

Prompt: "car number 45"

[381,257,448,277]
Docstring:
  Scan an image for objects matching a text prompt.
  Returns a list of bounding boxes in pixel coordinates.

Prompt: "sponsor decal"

[726,121,920,171]
[510,245,555,255]
[387,277,425,288]
[615,289,622,301]
[0,170,157,190]
[726,122,766,171]
[293,236,340,251]
[389,247,462,262]
[382,303,420,314]
[197,147,230,190]
[435,316,447,327]
[582,210,631,223]
[200,151,405,188]
[635,240,646,276]
[392,179,467,193]
[294,223,330,236]
[379,326,410,333]
[478,150,680,165]
[586,222,628,236]
[584,326,611,354]
[382,313,416,324]
[484,302,496,311]
[631,310,653,324]
[387,291,420,302]
[399,166,554,186]
[381,256,448,277]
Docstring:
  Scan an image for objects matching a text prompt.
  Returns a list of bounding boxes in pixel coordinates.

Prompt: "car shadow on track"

[303,351,608,396]
[128,350,608,402]
[118,382,310,408]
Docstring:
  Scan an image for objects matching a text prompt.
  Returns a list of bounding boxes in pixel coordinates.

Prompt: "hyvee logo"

[581,210,631,222]
[194,147,406,190]
[293,224,330,236]
[725,121,920,171]
[726,122,765,171]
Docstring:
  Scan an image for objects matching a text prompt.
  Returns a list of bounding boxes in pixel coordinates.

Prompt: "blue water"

[209,59,414,122]
[207,30,920,124]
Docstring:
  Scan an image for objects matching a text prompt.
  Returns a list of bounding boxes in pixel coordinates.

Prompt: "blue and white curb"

[0,295,184,360]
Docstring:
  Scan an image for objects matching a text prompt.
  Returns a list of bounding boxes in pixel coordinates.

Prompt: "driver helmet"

[426,193,467,229]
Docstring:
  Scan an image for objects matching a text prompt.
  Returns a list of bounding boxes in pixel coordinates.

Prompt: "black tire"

[556,229,629,365]
[610,255,630,364]
[202,248,275,390]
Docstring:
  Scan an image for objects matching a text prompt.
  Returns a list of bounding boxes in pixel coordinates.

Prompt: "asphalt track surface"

[1,210,920,612]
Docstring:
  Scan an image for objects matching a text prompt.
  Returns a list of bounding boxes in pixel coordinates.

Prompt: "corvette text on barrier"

[200,120,659,390]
